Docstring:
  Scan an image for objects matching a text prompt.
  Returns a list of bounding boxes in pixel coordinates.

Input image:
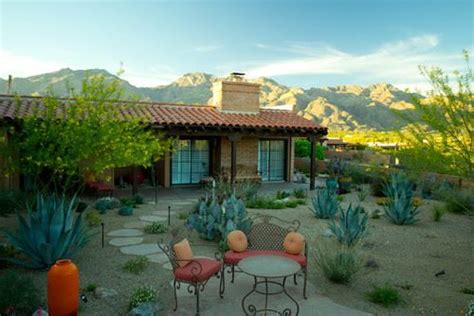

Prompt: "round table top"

[238,255,301,278]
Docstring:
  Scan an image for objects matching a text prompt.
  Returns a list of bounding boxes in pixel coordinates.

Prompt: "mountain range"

[0,68,422,131]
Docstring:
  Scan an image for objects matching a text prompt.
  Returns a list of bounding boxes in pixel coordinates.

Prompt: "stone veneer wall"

[220,137,259,179]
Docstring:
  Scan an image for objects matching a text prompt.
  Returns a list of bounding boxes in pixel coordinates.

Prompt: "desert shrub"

[466,302,474,316]
[237,181,260,202]
[85,283,97,292]
[293,188,307,199]
[118,206,134,216]
[285,200,298,208]
[133,194,144,205]
[329,204,368,247]
[95,197,120,213]
[295,198,306,205]
[375,197,390,205]
[441,189,474,215]
[123,256,149,275]
[4,194,89,269]
[276,190,291,200]
[128,285,157,310]
[314,242,361,284]
[205,177,260,202]
[366,284,401,307]
[336,195,344,202]
[383,173,420,225]
[85,210,102,226]
[144,222,168,234]
[120,197,136,208]
[461,287,474,295]
[311,188,339,219]
[432,205,446,222]
[0,270,41,315]
[246,196,286,209]
[370,172,389,197]
[0,243,17,268]
[346,165,371,184]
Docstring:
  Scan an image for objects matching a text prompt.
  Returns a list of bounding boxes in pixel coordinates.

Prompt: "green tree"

[396,51,473,178]
[294,139,325,160]
[5,74,173,192]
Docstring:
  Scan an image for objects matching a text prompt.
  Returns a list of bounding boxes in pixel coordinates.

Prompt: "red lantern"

[48,259,79,316]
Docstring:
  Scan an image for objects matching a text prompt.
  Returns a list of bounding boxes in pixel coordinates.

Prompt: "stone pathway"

[106,205,182,271]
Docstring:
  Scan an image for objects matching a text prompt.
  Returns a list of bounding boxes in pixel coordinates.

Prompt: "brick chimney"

[212,74,261,113]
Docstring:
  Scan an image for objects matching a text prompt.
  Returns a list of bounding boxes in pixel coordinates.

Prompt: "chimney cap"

[230,72,245,76]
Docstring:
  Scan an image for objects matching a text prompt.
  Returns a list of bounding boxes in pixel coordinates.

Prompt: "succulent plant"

[118,206,134,216]
[94,197,120,213]
[133,194,144,205]
[186,194,252,244]
[4,194,89,269]
[383,172,420,225]
[329,204,368,247]
[311,188,339,219]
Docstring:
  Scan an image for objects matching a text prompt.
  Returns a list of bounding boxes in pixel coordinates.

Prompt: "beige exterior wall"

[220,137,259,180]
[212,81,261,113]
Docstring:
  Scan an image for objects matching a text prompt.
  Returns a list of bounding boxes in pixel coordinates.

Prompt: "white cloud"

[0,49,66,78]
[247,35,463,91]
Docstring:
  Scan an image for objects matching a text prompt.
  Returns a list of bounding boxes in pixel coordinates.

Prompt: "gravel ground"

[1,188,473,315]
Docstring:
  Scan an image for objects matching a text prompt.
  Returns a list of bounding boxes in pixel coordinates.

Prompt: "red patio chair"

[158,240,224,316]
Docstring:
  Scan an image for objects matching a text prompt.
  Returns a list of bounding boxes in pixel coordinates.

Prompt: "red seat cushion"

[175,258,222,283]
[224,250,307,267]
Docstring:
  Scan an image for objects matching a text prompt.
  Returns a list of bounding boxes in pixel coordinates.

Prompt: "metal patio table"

[238,255,301,316]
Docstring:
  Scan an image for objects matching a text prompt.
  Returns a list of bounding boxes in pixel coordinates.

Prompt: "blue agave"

[3,194,89,269]
[311,188,339,219]
[383,173,420,225]
[329,204,368,247]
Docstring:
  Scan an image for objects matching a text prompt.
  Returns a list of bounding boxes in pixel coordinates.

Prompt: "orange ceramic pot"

[48,259,79,316]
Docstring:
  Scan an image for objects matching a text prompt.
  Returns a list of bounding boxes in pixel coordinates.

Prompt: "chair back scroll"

[247,215,301,251]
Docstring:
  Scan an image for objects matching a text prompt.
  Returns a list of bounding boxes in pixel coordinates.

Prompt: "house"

[0,77,328,191]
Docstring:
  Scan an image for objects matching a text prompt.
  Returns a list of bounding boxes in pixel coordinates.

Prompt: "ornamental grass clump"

[311,188,339,219]
[383,172,420,225]
[329,204,368,247]
[314,241,361,284]
[0,270,41,315]
[123,256,149,275]
[4,193,89,269]
[144,222,168,234]
[366,284,401,307]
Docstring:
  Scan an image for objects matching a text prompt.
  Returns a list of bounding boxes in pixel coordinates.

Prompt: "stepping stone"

[171,201,193,206]
[152,210,176,216]
[120,243,162,256]
[140,215,167,222]
[147,253,169,264]
[123,221,148,229]
[109,237,143,247]
[107,229,143,237]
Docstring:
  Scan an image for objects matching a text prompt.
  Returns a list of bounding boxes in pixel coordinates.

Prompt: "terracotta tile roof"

[0,94,327,135]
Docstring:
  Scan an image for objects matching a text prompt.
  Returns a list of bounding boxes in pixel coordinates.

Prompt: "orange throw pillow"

[173,239,194,267]
[283,232,305,255]
[227,230,248,253]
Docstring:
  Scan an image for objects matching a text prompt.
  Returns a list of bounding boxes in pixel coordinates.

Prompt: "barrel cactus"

[118,206,134,216]
[328,204,368,247]
[311,188,339,219]
[4,194,89,269]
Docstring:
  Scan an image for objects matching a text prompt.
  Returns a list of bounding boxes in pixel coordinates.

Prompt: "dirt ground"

[0,188,473,315]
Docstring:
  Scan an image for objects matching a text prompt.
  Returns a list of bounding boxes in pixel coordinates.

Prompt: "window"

[171,140,209,185]
[258,140,286,181]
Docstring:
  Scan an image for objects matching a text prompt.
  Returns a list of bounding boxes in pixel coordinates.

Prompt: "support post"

[309,137,316,191]
[131,166,138,196]
[228,135,241,185]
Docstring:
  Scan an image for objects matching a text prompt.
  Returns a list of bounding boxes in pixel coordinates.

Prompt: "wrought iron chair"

[221,214,308,299]
[158,240,224,316]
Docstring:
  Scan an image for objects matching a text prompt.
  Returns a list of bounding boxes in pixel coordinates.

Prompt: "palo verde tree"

[5,73,173,192]
[396,51,473,178]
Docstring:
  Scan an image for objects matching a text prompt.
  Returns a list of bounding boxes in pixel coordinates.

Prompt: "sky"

[0,0,472,92]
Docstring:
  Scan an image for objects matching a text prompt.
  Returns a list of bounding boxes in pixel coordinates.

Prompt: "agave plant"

[186,194,252,244]
[3,194,89,269]
[311,188,339,219]
[328,204,368,247]
[383,172,420,225]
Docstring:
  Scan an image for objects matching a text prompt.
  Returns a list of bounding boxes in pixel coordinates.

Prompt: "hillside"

[0,69,422,131]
